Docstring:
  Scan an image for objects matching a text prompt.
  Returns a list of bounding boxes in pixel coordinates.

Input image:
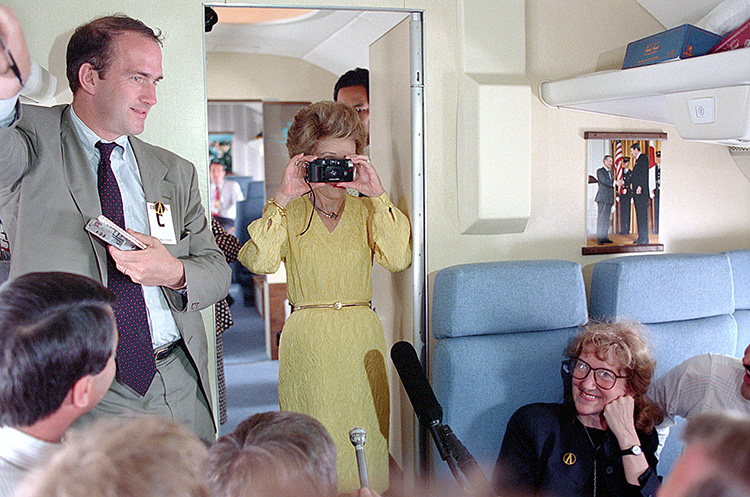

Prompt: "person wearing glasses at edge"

[492,321,663,497]
[237,101,411,494]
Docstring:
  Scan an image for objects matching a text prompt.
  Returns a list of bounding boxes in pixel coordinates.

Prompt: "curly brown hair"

[286,101,367,158]
[567,320,664,432]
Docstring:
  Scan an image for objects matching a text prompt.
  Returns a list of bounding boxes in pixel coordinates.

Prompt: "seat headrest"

[590,253,734,323]
[726,250,750,310]
[432,260,587,339]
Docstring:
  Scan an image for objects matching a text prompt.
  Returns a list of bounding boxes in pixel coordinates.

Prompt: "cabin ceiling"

[636,0,725,29]
[204,2,731,77]
[204,7,409,77]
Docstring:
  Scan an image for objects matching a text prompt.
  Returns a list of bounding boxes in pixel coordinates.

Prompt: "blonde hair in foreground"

[15,416,210,497]
[682,411,750,490]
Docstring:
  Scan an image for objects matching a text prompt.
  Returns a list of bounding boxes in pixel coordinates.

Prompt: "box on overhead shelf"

[622,24,723,69]
[710,18,750,53]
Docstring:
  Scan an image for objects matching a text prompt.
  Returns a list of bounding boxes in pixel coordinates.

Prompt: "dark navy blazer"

[493,403,660,497]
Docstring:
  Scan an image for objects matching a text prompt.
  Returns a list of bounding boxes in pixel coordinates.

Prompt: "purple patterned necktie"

[96,141,156,396]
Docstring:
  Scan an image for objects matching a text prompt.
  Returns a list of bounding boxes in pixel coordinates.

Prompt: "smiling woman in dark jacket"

[492,321,664,497]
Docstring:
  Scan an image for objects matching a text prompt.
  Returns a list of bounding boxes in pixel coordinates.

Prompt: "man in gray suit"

[595,154,618,245]
[0,7,230,441]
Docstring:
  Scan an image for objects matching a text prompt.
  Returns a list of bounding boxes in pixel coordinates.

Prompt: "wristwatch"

[620,444,642,456]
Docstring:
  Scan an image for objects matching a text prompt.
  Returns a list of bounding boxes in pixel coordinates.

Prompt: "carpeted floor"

[220,284,280,436]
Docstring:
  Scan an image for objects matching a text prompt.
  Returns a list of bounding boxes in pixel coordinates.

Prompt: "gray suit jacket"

[595,166,615,205]
[0,103,231,424]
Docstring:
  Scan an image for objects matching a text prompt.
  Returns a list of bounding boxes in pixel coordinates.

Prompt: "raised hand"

[0,6,30,98]
[603,394,638,444]
[273,153,318,207]
[604,394,650,486]
[340,154,385,198]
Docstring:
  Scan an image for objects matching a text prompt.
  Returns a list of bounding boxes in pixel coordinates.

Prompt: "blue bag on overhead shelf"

[622,24,723,69]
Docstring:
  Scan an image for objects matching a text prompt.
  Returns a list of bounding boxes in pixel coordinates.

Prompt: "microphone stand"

[428,422,464,486]
[431,422,496,497]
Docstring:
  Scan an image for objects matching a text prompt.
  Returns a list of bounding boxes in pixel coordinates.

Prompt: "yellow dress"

[238,192,412,493]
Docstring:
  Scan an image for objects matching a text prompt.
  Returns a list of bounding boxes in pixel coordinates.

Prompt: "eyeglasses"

[562,358,628,390]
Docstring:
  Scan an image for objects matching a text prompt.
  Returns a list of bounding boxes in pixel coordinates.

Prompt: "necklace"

[582,425,602,497]
[314,201,344,220]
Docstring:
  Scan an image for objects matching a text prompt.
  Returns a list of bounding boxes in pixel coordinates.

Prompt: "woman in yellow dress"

[238,101,412,493]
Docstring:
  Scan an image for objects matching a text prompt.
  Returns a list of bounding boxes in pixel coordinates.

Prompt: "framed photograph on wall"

[207,101,265,179]
[208,132,233,173]
[583,131,666,255]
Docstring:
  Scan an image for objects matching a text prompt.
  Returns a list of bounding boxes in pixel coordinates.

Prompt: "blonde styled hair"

[286,101,367,158]
[567,320,664,432]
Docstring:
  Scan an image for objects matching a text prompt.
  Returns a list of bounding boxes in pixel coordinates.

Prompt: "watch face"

[622,445,642,456]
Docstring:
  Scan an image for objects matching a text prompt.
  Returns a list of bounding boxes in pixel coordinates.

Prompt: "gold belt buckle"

[154,339,180,360]
[290,301,370,312]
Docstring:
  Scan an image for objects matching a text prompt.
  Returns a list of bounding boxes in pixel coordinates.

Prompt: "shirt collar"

[68,106,129,159]
[0,426,61,463]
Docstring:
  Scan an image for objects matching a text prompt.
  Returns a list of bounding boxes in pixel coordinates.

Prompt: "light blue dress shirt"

[68,107,180,348]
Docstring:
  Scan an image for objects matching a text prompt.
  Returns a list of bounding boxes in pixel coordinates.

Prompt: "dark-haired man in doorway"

[334,67,370,142]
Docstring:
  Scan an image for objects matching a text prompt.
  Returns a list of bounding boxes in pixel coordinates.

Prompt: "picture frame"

[208,132,233,173]
[582,131,666,255]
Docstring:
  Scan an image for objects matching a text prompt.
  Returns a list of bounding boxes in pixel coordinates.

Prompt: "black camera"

[305,158,355,183]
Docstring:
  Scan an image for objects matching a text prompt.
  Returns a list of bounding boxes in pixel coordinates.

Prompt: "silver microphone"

[349,427,369,489]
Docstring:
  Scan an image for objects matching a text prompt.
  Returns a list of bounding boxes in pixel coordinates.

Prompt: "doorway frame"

[203,3,428,478]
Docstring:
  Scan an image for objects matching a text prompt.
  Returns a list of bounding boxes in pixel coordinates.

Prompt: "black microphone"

[391,341,496,497]
[391,341,454,466]
[390,340,443,428]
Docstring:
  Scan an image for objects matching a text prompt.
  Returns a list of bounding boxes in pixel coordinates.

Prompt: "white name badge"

[146,202,177,245]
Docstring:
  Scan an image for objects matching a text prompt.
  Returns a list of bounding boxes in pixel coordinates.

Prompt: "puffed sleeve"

[237,201,288,274]
[363,192,412,272]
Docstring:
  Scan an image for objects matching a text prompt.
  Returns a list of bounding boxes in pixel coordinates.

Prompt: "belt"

[154,339,183,361]
[291,301,371,312]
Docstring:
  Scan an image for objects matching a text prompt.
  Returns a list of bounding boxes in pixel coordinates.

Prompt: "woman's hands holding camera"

[274,152,385,207]
[274,153,318,207]
[342,154,385,198]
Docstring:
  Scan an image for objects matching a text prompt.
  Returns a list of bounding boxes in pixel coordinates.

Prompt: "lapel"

[61,107,100,217]
[60,108,108,282]
[130,137,177,223]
